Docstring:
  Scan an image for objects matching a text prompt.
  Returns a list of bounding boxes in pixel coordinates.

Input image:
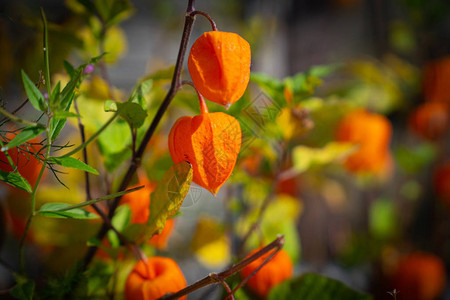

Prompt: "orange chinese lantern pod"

[121,179,156,224]
[240,248,293,298]
[335,109,392,174]
[434,162,450,208]
[188,31,251,107]
[392,252,446,300]
[423,56,450,104]
[125,257,187,300]
[148,218,175,250]
[168,112,241,195]
[0,137,43,188]
[409,102,448,140]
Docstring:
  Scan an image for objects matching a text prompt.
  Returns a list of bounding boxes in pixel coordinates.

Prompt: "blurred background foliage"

[0,0,449,299]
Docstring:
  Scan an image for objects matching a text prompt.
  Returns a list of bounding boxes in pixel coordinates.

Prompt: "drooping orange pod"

[120,178,156,224]
[335,109,392,174]
[423,56,450,104]
[409,102,448,140]
[125,257,187,300]
[392,252,446,300]
[168,111,241,195]
[188,31,251,107]
[240,248,293,298]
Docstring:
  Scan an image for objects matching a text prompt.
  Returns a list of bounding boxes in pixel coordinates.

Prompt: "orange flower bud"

[423,56,450,104]
[335,109,392,174]
[0,137,43,188]
[434,162,450,208]
[241,248,293,298]
[409,102,448,140]
[125,257,187,300]
[392,252,446,300]
[188,31,251,107]
[168,112,241,195]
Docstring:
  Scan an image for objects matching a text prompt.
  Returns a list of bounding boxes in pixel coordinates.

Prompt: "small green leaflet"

[21,70,47,112]
[37,203,99,219]
[104,101,147,128]
[49,157,99,175]
[1,126,45,151]
[10,277,35,300]
[53,111,81,119]
[0,170,32,193]
[268,273,372,300]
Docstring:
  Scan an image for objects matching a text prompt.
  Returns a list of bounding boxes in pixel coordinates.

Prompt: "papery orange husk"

[409,102,448,140]
[148,218,175,250]
[188,31,251,107]
[120,179,156,224]
[423,56,450,104]
[392,252,446,300]
[335,109,392,174]
[0,137,43,188]
[125,257,187,300]
[240,248,293,298]
[168,112,241,195]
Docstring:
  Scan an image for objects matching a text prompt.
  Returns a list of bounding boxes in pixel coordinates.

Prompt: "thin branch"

[82,0,197,269]
[191,10,218,31]
[159,235,285,300]
[0,106,41,127]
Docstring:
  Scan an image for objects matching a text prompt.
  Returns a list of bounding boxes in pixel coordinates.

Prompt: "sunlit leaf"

[268,273,372,300]
[125,161,193,244]
[292,142,356,173]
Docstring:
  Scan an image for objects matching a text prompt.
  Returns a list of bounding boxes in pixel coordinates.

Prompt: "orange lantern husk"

[188,31,251,107]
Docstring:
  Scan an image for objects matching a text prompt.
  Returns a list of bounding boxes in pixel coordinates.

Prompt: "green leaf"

[50,81,61,106]
[394,143,436,174]
[21,70,47,111]
[53,111,81,119]
[37,203,99,219]
[117,102,147,128]
[63,60,75,78]
[268,273,372,300]
[0,170,32,193]
[369,198,397,239]
[10,277,35,300]
[1,126,45,151]
[292,142,356,173]
[125,161,193,244]
[104,100,117,112]
[49,157,99,175]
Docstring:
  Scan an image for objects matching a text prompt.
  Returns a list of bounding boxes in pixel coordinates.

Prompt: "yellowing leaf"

[292,142,356,173]
[125,162,193,244]
[191,217,230,268]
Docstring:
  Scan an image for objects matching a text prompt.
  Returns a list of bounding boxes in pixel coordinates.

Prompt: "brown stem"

[82,0,197,269]
[159,235,285,300]
[181,80,209,114]
[191,10,218,31]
